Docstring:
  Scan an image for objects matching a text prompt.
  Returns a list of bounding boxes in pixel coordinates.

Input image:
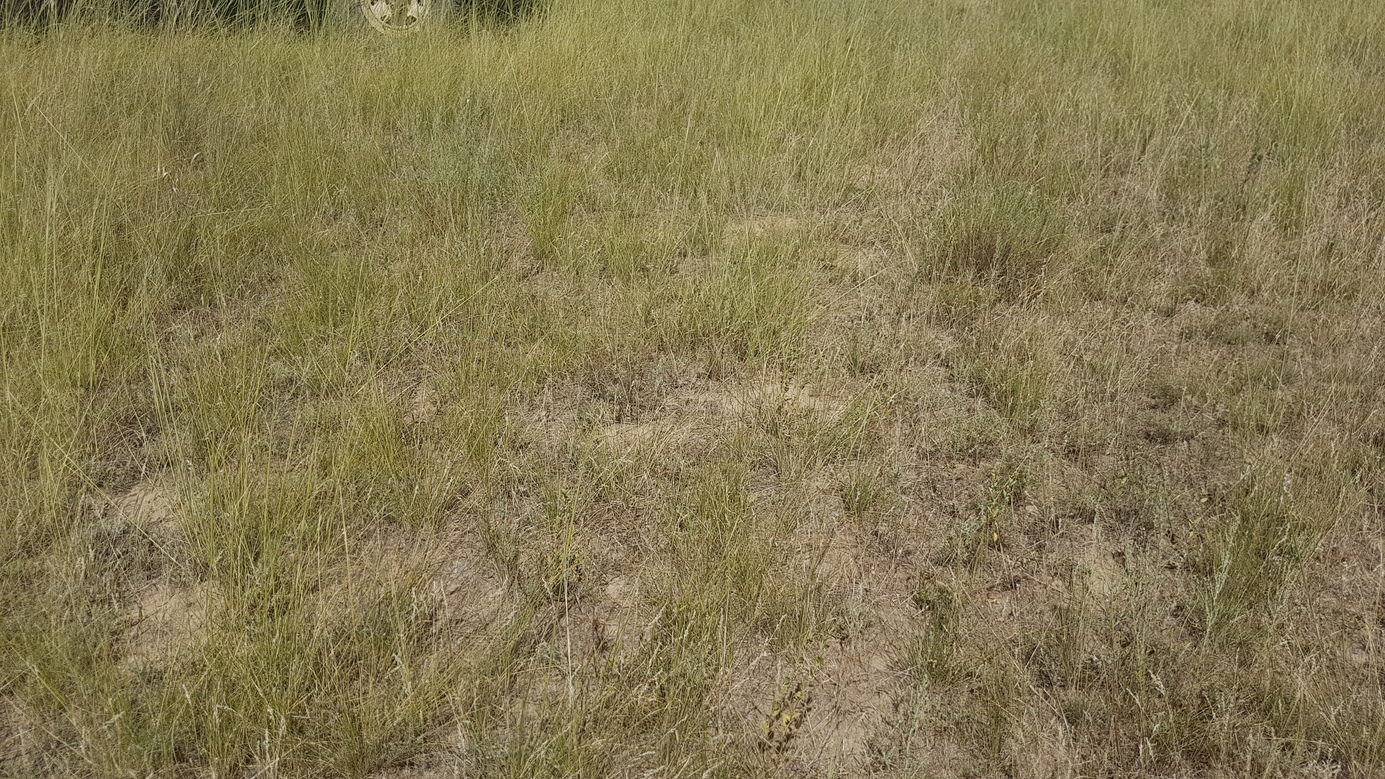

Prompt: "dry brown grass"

[3,0,1385,776]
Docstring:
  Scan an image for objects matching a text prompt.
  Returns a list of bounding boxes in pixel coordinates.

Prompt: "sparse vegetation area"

[3,0,1384,775]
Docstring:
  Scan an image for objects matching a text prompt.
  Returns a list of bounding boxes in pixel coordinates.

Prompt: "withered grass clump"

[3,0,1384,776]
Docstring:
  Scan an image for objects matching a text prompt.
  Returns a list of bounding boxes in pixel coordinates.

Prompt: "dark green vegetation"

[0,0,533,31]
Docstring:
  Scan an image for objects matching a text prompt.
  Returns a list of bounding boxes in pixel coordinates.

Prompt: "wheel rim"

[360,0,431,34]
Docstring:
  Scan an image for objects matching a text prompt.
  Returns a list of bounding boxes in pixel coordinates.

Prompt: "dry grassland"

[3,0,1385,776]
